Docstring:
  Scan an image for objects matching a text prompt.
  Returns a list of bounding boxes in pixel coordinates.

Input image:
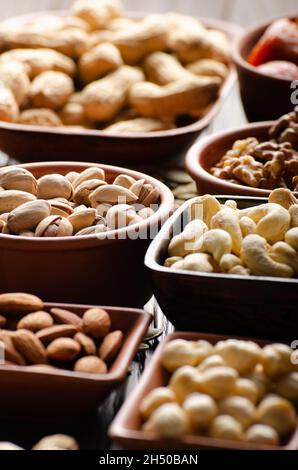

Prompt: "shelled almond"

[0,166,160,238]
[0,292,124,374]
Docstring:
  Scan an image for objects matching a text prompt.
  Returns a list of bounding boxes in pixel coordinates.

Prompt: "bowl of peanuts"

[0,161,174,307]
[109,332,298,450]
[0,292,151,420]
[186,107,298,197]
[0,0,241,164]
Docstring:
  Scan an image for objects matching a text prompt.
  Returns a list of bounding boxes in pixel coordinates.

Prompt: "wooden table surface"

[0,0,295,451]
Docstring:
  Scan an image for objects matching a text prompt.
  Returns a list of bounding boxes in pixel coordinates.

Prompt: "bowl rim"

[233,12,298,84]
[185,121,298,198]
[109,330,298,450]
[0,10,242,139]
[0,161,174,248]
[145,194,298,285]
[0,302,152,383]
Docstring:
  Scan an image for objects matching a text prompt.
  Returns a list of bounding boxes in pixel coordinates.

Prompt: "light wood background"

[0,0,297,26]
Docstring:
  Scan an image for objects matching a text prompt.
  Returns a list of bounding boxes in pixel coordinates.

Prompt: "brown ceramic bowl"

[0,302,151,422]
[0,161,174,307]
[109,331,298,450]
[0,11,241,165]
[145,196,298,341]
[185,121,298,197]
[233,15,297,122]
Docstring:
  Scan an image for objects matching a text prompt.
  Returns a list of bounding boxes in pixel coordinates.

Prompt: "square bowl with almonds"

[0,0,242,165]
[0,292,151,421]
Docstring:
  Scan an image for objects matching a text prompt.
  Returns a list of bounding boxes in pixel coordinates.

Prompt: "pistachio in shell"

[7,200,51,234]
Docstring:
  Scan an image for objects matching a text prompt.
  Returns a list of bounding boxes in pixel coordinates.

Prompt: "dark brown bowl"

[0,11,242,165]
[185,121,298,197]
[145,196,298,341]
[0,161,174,307]
[109,331,298,450]
[233,15,297,122]
[0,302,151,421]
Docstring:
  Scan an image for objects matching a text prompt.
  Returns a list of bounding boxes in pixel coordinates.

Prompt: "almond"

[47,337,80,362]
[99,330,124,363]
[12,329,47,364]
[0,315,7,328]
[0,293,44,316]
[17,311,53,332]
[83,308,111,339]
[50,308,83,331]
[0,330,26,365]
[74,332,96,355]
[36,325,77,344]
[74,356,107,374]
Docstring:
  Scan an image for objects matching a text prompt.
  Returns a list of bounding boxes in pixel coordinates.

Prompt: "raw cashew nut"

[239,216,257,238]
[241,203,290,244]
[241,235,294,278]
[289,205,298,227]
[268,188,298,210]
[269,241,298,275]
[189,195,221,228]
[142,403,189,439]
[219,396,256,429]
[168,219,207,257]
[209,415,243,441]
[214,339,261,375]
[219,254,241,273]
[285,227,298,250]
[198,229,232,262]
[256,396,296,437]
[183,393,218,430]
[140,387,176,420]
[211,208,243,255]
[169,366,200,402]
[172,253,216,273]
[161,339,199,372]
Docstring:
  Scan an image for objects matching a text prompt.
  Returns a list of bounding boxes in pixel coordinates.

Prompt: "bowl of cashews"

[0,0,241,165]
[145,188,298,340]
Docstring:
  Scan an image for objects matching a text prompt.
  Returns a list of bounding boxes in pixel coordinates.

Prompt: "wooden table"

[0,85,248,450]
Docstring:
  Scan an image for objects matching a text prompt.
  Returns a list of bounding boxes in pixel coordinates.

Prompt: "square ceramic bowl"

[0,11,241,165]
[0,303,151,422]
[145,196,298,341]
[109,331,298,450]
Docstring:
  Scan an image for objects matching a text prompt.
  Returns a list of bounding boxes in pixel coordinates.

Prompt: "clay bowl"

[109,331,298,450]
[0,161,174,307]
[0,11,242,165]
[0,302,151,422]
[145,196,298,341]
[233,15,297,122]
[185,121,298,197]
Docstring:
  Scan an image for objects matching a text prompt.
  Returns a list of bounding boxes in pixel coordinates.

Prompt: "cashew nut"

[198,229,232,262]
[164,256,183,267]
[219,254,241,273]
[189,195,221,228]
[168,219,207,257]
[269,241,298,275]
[214,339,261,375]
[211,208,243,255]
[209,415,243,441]
[245,424,279,446]
[142,403,189,438]
[241,235,294,277]
[169,366,200,402]
[140,387,176,420]
[285,227,298,250]
[239,216,257,238]
[219,396,256,429]
[240,203,290,244]
[183,393,218,430]
[171,253,216,273]
[228,265,251,276]
[256,395,296,437]
[268,188,297,210]
[289,205,298,227]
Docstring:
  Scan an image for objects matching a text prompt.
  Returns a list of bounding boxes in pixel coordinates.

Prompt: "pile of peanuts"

[0,292,124,374]
[140,338,298,446]
[0,165,159,237]
[0,0,230,133]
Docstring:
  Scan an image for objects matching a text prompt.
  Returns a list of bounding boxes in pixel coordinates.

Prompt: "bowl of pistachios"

[0,161,174,307]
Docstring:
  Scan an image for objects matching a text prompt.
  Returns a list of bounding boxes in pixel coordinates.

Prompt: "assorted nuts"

[0,166,159,237]
[0,292,124,374]
[140,338,298,446]
[165,188,298,278]
[0,0,230,133]
[210,108,298,191]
